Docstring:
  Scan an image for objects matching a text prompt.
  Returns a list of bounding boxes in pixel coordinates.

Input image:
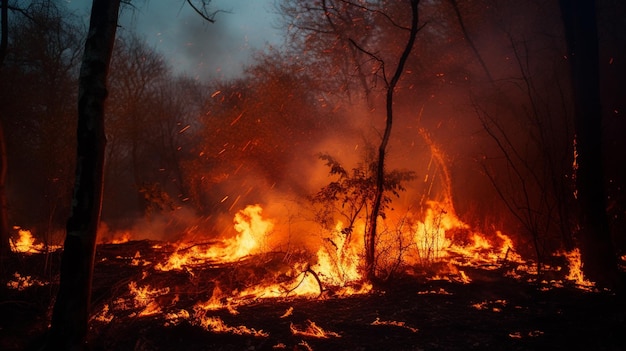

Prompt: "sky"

[66,0,284,80]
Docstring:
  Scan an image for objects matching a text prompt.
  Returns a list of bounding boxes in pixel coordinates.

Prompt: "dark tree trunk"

[366,0,420,280]
[0,0,11,261]
[45,0,120,349]
[0,122,9,259]
[559,0,619,289]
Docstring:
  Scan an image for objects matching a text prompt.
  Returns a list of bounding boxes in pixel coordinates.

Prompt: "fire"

[413,204,456,263]
[156,204,273,271]
[192,312,268,337]
[127,281,170,317]
[371,317,419,333]
[6,272,47,291]
[149,200,531,306]
[290,320,341,338]
[562,248,595,289]
[10,229,45,253]
[314,220,364,286]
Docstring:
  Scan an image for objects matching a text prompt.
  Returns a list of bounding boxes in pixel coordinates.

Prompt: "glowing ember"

[417,287,452,295]
[6,272,47,291]
[280,307,294,318]
[290,320,341,338]
[371,317,419,333]
[92,304,115,323]
[471,299,508,312]
[192,312,268,337]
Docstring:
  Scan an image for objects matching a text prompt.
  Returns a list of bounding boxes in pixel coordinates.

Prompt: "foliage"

[311,149,416,247]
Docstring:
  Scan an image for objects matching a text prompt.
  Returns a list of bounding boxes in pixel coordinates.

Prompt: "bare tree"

[45,0,121,348]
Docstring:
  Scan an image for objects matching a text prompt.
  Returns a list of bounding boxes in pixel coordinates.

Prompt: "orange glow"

[290,320,341,338]
[371,317,418,333]
[156,204,273,271]
[127,281,170,317]
[6,272,47,291]
[314,220,364,286]
[192,312,268,337]
[10,229,45,254]
[562,248,595,289]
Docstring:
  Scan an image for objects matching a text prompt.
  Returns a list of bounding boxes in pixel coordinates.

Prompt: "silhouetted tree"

[559,0,619,289]
[364,0,420,280]
[45,0,121,348]
[0,0,10,259]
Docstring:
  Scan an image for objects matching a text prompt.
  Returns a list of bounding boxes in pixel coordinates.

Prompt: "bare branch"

[338,0,411,31]
[186,0,226,23]
[348,38,387,87]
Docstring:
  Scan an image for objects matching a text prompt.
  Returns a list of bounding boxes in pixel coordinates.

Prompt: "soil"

[1,240,625,351]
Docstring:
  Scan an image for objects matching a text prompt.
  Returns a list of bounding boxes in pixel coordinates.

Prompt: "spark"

[230,112,244,126]
[178,125,191,134]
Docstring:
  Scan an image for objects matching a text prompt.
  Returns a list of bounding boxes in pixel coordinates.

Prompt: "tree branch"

[186,0,225,23]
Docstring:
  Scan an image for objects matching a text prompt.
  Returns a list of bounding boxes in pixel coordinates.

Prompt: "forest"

[0,0,625,350]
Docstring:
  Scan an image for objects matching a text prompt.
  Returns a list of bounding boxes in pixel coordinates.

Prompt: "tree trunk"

[0,122,9,259]
[0,0,11,262]
[365,0,420,280]
[559,0,619,289]
[46,0,120,349]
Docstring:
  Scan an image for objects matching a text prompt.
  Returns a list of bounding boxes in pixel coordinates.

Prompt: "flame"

[562,248,595,289]
[314,220,364,286]
[192,311,268,337]
[371,317,418,333]
[290,320,341,338]
[6,272,47,291]
[127,281,170,317]
[92,304,115,323]
[10,229,45,253]
[156,204,273,271]
[110,231,131,244]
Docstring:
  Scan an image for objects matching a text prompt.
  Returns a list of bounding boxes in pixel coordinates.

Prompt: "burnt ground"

[1,240,625,351]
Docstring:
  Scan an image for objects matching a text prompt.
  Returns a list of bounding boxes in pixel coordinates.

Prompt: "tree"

[0,0,10,259]
[105,34,169,218]
[0,0,83,267]
[451,0,577,268]
[559,0,620,289]
[280,0,422,280]
[363,0,420,280]
[45,0,121,348]
[44,2,219,347]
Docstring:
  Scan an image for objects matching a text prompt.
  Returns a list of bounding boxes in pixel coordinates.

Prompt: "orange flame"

[290,320,341,338]
[10,229,44,253]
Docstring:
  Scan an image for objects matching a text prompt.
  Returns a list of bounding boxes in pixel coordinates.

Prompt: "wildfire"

[315,220,365,287]
[155,204,273,271]
[10,228,45,253]
[562,248,595,289]
[127,281,170,317]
